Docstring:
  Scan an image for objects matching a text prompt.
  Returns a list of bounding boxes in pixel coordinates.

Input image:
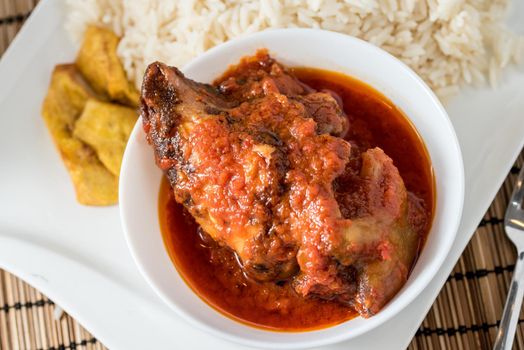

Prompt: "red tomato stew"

[151,54,434,331]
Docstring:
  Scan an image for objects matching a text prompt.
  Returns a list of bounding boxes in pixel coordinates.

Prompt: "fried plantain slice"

[41,64,118,206]
[76,25,139,107]
[74,99,137,176]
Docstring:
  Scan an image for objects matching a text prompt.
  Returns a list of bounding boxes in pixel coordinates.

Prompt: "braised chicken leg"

[141,51,423,317]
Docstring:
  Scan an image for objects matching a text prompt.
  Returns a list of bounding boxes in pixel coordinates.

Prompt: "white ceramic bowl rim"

[119,28,464,349]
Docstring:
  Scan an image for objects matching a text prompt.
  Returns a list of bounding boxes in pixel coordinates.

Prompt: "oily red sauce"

[158,68,434,331]
[159,180,356,331]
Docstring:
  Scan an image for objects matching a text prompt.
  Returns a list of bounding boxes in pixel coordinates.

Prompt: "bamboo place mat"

[1,1,523,349]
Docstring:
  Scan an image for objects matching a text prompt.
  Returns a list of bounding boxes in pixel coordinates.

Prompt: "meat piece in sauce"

[336,148,420,315]
[141,50,420,317]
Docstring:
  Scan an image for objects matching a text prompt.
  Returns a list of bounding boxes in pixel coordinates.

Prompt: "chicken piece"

[295,92,348,136]
[142,62,289,280]
[73,99,138,176]
[141,61,351,282]
[334,148,419,316]
[76,25,139,107]
[41,65,118,205]
[293,148,418,315]
[216,50,348,137]
[216,51,312,101]
[141,52,419,317]
[335,148,412,264]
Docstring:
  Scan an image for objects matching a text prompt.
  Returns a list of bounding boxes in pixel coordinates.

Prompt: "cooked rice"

[65,0,524,99]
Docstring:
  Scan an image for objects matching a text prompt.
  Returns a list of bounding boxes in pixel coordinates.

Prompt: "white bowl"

[119,28,464,349]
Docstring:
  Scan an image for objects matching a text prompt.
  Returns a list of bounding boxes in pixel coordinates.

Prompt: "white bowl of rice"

[120,28,464,349]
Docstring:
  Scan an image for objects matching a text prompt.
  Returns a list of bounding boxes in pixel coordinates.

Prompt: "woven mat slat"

[0,270,102,350]
[0,1,523,349]
[409,154,524,350]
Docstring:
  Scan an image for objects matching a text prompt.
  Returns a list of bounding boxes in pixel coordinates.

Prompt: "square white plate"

[0,0,522,349]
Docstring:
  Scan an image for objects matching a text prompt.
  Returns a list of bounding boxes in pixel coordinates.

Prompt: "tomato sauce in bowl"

[158,67,434,331]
